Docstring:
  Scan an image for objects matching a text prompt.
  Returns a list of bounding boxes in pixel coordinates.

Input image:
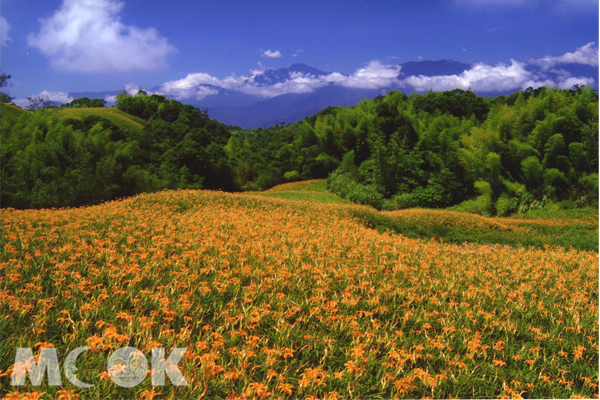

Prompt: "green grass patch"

[513,206,599,221]
[349,207,598,251]
[258,190,353,204]
[0,103,29,125]
[49,107,147,132]
[257,179,352,204]
[263,181,598,251]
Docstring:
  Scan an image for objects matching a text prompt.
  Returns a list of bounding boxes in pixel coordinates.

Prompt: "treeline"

[2,86,598,214]
[60,97,106,108]
[227,86,598,214]
[1,91,233,209]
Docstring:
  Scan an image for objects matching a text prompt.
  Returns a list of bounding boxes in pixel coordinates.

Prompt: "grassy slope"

[1,104,147,133]
[257,179,353,205]
[49,107,146,132]
[0,103,28,125]
[260,180,598,251]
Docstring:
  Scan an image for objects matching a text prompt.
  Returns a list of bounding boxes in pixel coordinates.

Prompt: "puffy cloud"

[14,90,74,108]
[530,42,599,70]
[555,76,596,89]
[0,17,11,46]
[13,99,30,108]
[160,73,235,100]
[337,61,402,89]
[262,50,283,58]
[160,69,336,99]
[161,59,530,100]
[122,82,159,96]
[27,0,176,74]
[161,75,221,101]
[400,59,534,92]
[42,90,74,103]
[161,62,393,100]
[400,50,597,93]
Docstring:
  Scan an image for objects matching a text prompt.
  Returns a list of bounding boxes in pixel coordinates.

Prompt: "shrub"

[574,173,599,207]
[327,169,384,209]
[543,168,568,197]
[495,193,518,217]
[558,199,576,209]
[410,184,450,208]
[454,180,494,216]
[521,156,543,189]
[284,170,300,181]
[393,193,418,209]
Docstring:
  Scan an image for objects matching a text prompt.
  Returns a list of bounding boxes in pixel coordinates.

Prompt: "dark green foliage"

[3,86,598,214]
[1,93,233,209]
[412,88,489,120]
[61,97,106,108]
[226,86,597,215]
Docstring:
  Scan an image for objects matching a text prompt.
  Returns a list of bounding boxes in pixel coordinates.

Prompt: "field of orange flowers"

[1,187,598,399]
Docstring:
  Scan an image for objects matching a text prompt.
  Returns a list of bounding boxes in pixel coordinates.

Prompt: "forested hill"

[1,92,234,209]
[226,86,598,215]
[2,86,598,215]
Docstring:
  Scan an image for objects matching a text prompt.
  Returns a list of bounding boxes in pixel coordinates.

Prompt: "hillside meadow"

[50,107,147,133]
[1,181,598,399]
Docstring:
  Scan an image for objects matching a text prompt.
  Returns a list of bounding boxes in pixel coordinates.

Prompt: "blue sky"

[1,0,598,104]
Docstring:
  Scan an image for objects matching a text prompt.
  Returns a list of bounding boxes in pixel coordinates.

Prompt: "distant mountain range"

[68,60,598,128]
[186,61,476,127]
[209,86,384,128]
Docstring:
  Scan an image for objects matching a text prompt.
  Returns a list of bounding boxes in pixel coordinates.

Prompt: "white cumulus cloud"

[161,74,221,101]
[530,42,599,70]
[400,59,534,92]
[0,17,11,46]
[43,90,74,103]
[555,76,596,89]
[160,69,335,99]
[262,50,283,58]
[13,90,74,108]
[338,61,402,89]
[13,99,30,108]
[27,0,176,74]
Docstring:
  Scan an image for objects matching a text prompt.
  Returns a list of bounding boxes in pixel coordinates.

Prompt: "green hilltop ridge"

[52,107,147,132]
[1,103,146,132]
[1,86,598,221]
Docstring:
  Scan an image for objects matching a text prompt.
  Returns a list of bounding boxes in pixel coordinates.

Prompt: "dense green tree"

[61,97,106,108]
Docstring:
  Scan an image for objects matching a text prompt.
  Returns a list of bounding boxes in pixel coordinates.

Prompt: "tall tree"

[0,71,13,103]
